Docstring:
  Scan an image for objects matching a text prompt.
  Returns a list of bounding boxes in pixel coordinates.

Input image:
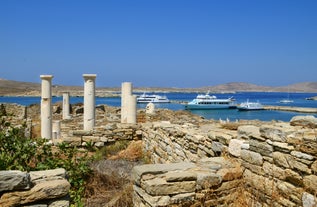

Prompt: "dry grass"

[220,122,242,130]
[84,170,134,207]
[109,140,143,161]
[84,140,149,206]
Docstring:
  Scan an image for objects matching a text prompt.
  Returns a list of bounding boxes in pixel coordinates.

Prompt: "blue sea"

[1,92,317,122]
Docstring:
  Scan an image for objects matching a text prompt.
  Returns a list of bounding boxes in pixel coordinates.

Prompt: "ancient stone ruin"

[0,169,70,207]
[0,74,316,206]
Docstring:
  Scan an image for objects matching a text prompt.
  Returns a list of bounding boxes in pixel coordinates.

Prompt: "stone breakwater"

[264,105,317,113]
[0,168,70,207]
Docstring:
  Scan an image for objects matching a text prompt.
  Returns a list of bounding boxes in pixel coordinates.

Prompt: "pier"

[264,105,317,113]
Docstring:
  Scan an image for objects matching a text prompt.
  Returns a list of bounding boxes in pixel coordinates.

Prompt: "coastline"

[1,79,317,97]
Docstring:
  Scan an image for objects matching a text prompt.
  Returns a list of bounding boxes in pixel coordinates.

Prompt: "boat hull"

[237,101,264,111]
[238,107,264,111]
[185,104,236,110]
[137,100,170,103]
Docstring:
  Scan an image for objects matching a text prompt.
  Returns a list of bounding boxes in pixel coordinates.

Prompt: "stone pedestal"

[40,75,53,139]
[83,74,96,130]
[62,92,71,120]
[121,82,132,123]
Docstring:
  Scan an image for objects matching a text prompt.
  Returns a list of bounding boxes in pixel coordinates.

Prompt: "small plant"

[0,121,92,206]
[95,140,130,159]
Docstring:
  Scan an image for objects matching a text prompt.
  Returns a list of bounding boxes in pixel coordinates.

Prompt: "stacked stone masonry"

[0,168,70,207]
[59,123,142,147]
[139,117,317,207]
[132,158,243,207]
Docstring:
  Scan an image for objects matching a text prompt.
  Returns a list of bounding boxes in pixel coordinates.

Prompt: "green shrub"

[0,119,92,206]
[95,140,130,159]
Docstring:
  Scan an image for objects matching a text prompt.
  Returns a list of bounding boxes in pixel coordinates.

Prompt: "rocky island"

[1,78,317,97]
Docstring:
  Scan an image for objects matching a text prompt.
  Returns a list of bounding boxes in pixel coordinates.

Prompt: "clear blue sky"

[1,0,316,88]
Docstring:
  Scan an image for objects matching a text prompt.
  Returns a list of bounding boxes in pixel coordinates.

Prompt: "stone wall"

[141,121,237,163]
[0,168,70,207]
[59,123,142,147]
[132,157,243,207]
[138,117,317,207]
[238,121,317,207]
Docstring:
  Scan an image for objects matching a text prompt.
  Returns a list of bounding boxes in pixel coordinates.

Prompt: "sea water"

[1,92,317,122]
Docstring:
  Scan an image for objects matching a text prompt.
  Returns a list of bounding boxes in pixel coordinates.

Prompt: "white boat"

[185,92,236,110]
[279,89,293,103]
[238,100,264,111]
[136,93,170,103]
[279,99,294,103]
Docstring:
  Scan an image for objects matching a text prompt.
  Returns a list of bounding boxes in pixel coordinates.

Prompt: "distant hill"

[200,82,273,92]
[0,78,316,96]
[201,82,317,93]
[0,79,40,96]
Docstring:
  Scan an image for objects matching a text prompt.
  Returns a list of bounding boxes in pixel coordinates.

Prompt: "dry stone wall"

[238,120,317,207]
[141,121,237,163]
[59,123,142,147]
[0,168,70,207]
[132,157,243,207]
[138,117,317,207]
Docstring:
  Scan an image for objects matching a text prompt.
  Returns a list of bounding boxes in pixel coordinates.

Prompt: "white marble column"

[121,82,132,123]
[127,94,137,124]
[62,92,71,120]
[52,120,61,139]
[83,74,96,130]
[40,75,53,139]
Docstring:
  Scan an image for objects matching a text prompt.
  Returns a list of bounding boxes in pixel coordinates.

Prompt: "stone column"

[83,74,96,130]
[52,120,61,139]
[40,75,53,139]
[127,94,137,124]
[62,92,71,120]
[121,82,132,123]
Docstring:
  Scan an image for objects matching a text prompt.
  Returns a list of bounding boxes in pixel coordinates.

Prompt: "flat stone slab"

[0,171,30,192]
[132,162,196,185]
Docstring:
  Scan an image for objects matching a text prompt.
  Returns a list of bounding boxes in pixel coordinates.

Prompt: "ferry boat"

[136,93,170,103]
[185,92,236,110]
[237,100,264,111]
